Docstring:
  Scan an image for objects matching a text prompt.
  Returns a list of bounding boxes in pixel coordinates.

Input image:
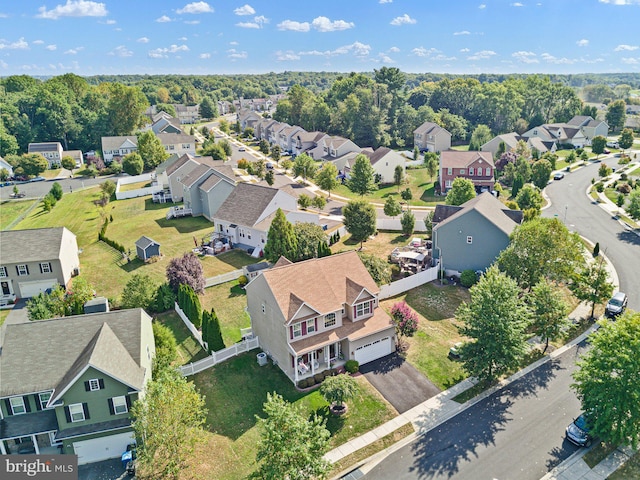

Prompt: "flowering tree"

[390,301,419,348]
[166,252,205,294]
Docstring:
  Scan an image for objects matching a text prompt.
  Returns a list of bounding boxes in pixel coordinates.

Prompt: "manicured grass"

[604,187,622,205]
[189,353,397,480]
[41,169,62,179]
[380,283,471,390]
[627,165,640,177]
[200,249,258,278]
[0,309,10,327]
[200,280,251,346]
[12,187,249,301]
[0,199,38,230]
[609,450,640,479]
[330,167,442,207]
[450,145,470,151]
[583,442,617,468]
[331,230,417,263]
[118,180,151,192]
[155,311,208,365]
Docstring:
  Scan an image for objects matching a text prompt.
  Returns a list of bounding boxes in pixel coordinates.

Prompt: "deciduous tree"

[357,252,391,285]
[591,135,606,157]
[346,154,377,196]
[390,301,420,345]
[394,165,405,191]
[605,100,626,132]
[292,153,317,181]
[529,279,569,352]
[618,128,634,151]
[255,392,330,480]
[457,266,530,382]
[383,196,402,218]
[514,184,543,215]
[570,258,614,319]
[342,200,376,249]
[445,177,476,206]
[531,159,552,189]
[137,131,169,170]
[122,152,143,176]
[166,252,205,294]
[121,274,158,311]
[400,209,415,236]
[293,222,327,262]
[627,189,640,221]
[152,322,178,374]
[61,156,76,171]
[424,152,439,182]
[572,312,640,448]
[320,374,358,410]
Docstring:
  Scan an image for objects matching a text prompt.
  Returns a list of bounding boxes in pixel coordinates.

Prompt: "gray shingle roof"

[135,236,159,250]
[179,164,213,188]
[0,309,149,398]
[28,142,62,153]
[213,183,280,227]
[0,227,72,264]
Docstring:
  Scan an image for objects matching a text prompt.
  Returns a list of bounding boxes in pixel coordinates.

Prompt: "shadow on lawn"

[155,217,212,233]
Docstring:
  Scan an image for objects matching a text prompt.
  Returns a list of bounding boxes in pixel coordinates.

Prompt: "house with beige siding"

[246,251,396,384]
[28,142,64,169]
[101,133,195,164]
[180,163,236,221]
[0,227,80,300]
[413,122,451,153]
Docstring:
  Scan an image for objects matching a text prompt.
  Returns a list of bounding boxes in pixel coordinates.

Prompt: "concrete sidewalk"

[541,444,637,480]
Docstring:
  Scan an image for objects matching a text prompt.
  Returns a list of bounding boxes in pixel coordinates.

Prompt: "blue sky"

[0,0,639,77]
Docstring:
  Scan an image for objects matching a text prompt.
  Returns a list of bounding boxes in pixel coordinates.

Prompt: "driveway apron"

[360,353,441,414]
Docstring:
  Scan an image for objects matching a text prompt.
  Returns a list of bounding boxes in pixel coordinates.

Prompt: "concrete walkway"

[541,444,637,480]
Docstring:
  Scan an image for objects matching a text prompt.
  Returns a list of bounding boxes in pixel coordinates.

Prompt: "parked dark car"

[554,172,565,180]
[605,292,628,318]
[566,414,593,447]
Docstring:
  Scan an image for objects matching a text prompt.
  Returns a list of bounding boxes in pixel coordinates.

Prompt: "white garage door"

[73,432,134,465]
[18,279,58,298]
[354,337,392,365]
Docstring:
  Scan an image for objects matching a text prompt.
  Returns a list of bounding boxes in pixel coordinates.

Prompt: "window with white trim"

[447,167,452,175]
[40,262,52,273]
[17,265,28,276]
[486,167,491,176]
[0,266,7,278]
[307,319,316,334]
[355,302,372,318]
[112,396,128,415]
[460,169,466,174]
[467,236,473,244]
[324,313,336,328]
[39,392,52,410]
[69,403,85,422]
[88,378,100,391]
[9,396,26,415]
[292,323,302,338]
[469,168,474,176]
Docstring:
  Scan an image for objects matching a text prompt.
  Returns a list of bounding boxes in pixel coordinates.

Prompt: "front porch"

[293,341,346,384]
[0,409,61,455]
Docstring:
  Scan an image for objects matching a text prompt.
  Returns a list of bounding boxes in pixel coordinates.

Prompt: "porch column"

[294,355,299,384]
[0,440,6,454]
[325,345,330,369]
[31,434,39,454]
[311,351,316,375]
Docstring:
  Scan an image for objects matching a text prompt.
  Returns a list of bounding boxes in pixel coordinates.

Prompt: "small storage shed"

[135,236,161,261]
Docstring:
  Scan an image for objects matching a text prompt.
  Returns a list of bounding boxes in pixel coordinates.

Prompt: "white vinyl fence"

[378,263,439,299]
[180,337,260,376]
[115,173,161,200]
[205,269,243,288]
[174,302,205,349]
[376,218,427,232]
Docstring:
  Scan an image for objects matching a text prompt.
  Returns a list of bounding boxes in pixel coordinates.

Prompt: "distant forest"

[1,71,638,157]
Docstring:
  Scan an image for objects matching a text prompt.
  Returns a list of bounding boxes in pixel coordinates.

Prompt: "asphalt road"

[542,156,640,311]
[365,343,586,480]
[0,174,114,202]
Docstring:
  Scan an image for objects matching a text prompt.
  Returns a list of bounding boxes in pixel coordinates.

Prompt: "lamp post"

[564,204,568,223]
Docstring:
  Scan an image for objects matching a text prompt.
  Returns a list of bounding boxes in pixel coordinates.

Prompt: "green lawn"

[0,199,38,230]
[201,280,251,345]
[0,309,10,327]
[609,450,640,479]
[627,165,640,177]
[380,283,471,390]
[11,187,260,302]
[155,311,208,365]
[188,352,397,480]
[330,167,442,207]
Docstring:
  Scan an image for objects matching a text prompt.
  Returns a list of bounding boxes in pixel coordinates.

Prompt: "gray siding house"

[0,309,154,464]
[180,164,236,221]
[432,193,523,275]
[0,227,80,300]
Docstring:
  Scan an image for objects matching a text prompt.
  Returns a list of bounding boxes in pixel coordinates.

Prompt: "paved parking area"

[360,353,441,414]
[78,458,129,480]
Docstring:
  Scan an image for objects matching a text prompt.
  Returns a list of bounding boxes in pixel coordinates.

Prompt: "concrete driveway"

[360,353,441,414]
[78,458,129,480]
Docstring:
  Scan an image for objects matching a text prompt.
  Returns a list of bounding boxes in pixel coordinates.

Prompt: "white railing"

[174,302,205,349]
[378,263,439,299]
[180,337,260,376]
[205,269,243,287]
[240,327,253,338]
[166,207,193,219]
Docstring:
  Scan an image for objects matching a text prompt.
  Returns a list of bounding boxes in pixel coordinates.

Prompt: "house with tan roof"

[239,110,262,131]
[361,147,406,184]
[439,151,495,192]
[255,118,278,141]
[292,131,329,157]
[246,251,396,384]
[101,133,195,164]
[413,122,451,153]
[481,133,556,159]
[308,135,361,161]
[432,192,523,275]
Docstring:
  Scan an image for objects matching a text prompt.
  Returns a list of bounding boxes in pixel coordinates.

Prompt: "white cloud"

[511,2,524,6]
[64,47,84,54]
[454,30,470,35]
[184,20,200,24]
[478,4,486,8]
[0,38,29,50]
[37,0,107,20]
[0,13,8,18]
[460,48,470,52]
[390,14,416,26]
[614,44,639,51]
[379,0,393,3]
[156,15,171,22]
[148,44,189,58]
[137,37,149,43]
[467,49,496,60]
[512,51,538,63]
[236,15,268,28]
[277,19,310,32]
[276,50,301,61]
[179,36,188,41]
[576,39,589,47]
[378,53,395,63]
[541,52,574,64]
[229,41,239,46]
[110,45,133,57]
[389,46,400,53]
[32,40,45,45]
[0,60,8,68]
[312,16,354,32]
[46,44,57,51]
[199,53,211,59]
[299,41,371,58]
[621,57,639,64]
[412,47,440,57]
[177,2,213,14]
[234,4,255,15]
[104,19,116,24]
[599,0,640,4]
[227,48,248,59]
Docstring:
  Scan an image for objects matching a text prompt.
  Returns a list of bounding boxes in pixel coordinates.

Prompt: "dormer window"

[354,301,372,318]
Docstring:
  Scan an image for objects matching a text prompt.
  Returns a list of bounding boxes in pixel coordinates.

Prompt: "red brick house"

[439,151,495,192]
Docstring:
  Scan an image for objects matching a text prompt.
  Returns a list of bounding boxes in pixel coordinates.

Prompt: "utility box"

[257,352,268,366]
